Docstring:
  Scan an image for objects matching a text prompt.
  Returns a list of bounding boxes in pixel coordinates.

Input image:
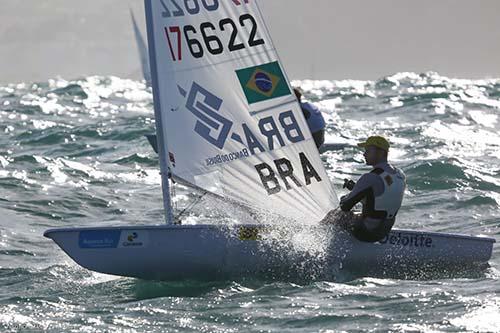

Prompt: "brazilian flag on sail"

[236,61,291,104]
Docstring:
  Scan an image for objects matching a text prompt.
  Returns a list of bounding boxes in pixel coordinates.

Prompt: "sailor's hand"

[343,179,355,190]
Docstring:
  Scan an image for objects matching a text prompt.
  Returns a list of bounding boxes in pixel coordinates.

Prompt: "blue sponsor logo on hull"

[79,230,121,249]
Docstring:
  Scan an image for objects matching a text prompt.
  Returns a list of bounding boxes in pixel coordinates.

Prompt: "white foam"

[449,296,500,332]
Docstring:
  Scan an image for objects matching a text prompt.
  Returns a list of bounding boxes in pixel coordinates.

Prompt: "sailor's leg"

[320,209,356,230]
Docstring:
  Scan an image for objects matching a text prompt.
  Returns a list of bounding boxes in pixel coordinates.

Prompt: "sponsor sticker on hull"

[379,232,434,248]
[238,226,262,241]
[118,231,149,248]
[78,230,150,249]
[79,230,121,249]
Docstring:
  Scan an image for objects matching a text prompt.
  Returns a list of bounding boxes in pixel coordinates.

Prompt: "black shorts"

[351,217,395,243]
[312,130,325,149]
[323,211,394,243]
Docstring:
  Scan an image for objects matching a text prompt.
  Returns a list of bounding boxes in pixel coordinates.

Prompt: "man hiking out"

[323,136,406,242]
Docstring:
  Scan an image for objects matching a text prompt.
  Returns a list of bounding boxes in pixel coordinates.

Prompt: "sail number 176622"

[164,14,265,61]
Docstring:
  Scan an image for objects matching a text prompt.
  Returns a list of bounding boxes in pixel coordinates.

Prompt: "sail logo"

[236,61,291,104]
[179,82,306,168]
[181,82,233,150]
[178,82,321,194]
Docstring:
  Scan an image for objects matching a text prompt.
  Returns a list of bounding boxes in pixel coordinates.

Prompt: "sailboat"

[45,0,494,281]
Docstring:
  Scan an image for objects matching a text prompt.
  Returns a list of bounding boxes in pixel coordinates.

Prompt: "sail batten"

[145,0,338,223]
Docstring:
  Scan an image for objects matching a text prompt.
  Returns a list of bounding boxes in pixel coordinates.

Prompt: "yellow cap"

[357,136,390,152]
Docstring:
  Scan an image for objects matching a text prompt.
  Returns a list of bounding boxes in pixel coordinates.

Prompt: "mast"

[144,0,174,225]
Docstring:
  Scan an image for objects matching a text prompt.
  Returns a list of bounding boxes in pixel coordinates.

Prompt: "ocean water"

[0,72,499,332]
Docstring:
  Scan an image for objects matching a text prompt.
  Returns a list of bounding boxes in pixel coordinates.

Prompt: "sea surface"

[0,73,499,332]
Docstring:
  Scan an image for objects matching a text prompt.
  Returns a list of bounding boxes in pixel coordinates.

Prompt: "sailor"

[323,136,406,242]
[293,88,326,149]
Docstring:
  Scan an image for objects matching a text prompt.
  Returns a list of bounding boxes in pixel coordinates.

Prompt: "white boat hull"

[44,225,495,281]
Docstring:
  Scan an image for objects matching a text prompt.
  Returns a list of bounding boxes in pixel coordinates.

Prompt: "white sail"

[145,0,337,222]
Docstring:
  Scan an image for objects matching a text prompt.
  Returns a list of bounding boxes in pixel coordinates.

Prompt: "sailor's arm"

[339,173,379,211]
